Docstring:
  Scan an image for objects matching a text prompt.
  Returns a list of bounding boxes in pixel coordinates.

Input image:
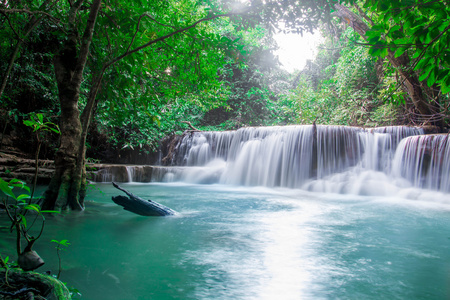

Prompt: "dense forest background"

[1,0,449,165]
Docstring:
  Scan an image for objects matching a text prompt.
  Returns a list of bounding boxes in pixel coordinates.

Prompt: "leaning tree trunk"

[333,4,441,126]
[42,0,102,211]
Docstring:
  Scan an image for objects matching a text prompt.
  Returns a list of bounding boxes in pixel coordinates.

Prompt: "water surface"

[2,183,450,299]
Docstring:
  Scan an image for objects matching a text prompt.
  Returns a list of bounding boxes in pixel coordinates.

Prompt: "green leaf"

[40,210,60,214]
[390,24,401,33]
[438,20,450,31]
[379,47,389,58]
[365,29,380,40]
[20,215,27,228]
[394,47,406,58]
[25,204,40,212]
[0,178,16,199]
[393,38,410,46]
[427,68,436,87]
[377,2,390,12]
[368,35,380,44]
[419,71,430,82]
[441,81,450,94]
[16,194,31,201]
[60,239,70,246]
[23,120,34,127]
[414,57,430,71]
[44,124,60,134]
[441,75,450,94]
[8,178,29,190]
[52,239,71,247]
[412,49,423,59]
[37,113,44,123]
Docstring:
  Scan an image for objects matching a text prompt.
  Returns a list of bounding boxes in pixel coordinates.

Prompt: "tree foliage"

[334,0,450,126]
[361,0,450,93]
[275,24,405,127]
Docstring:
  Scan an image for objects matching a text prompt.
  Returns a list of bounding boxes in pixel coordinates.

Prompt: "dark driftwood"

[112,182,176,216]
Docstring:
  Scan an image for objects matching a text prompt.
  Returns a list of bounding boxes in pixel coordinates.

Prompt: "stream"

[2,182,449,299]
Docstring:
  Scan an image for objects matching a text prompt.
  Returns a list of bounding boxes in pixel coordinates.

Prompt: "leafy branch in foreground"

[23,112,60,200]
[0,178,59,271]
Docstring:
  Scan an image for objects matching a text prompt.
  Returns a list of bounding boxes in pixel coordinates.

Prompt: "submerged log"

[111,182,176,216]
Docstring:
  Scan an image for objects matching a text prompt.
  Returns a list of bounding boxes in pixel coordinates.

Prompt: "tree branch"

[141,13,177,30]
[72,0,102,86]
[0,8,59,22]
[181,121,200,131]
[68,0,85,25]
[81,11,238,129]
[0,11,22,41]
[108,12,236,69]
[353,3,374,26]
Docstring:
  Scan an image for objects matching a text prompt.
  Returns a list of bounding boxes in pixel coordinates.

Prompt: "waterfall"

[392,134,450,193]
[92,125,450,198]
[160,125,432,191]
[126,166,134,182]
[169,131,234,166]
[220,126,315,187]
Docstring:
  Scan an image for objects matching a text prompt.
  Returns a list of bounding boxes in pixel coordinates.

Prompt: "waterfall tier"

[91,125,450,197]
[393,134,450,193]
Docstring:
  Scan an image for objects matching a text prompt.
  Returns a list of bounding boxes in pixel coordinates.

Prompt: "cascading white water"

[94,125,450,198]
[392,134,450,193]
[172,131,234,166]
[361,126,424,172]
[125,166,134,182]
[158,125,441,193]
[315,125,362,179]
[220,126,315,187]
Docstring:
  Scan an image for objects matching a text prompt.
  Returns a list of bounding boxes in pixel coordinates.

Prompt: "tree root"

[0,269,71,299]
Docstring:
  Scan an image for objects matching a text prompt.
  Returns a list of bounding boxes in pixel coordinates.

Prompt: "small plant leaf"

[16,194,31,201]
[20,215,27,228]
[0,178,16,199]
[40,210,61,214]
[24,204,40,212]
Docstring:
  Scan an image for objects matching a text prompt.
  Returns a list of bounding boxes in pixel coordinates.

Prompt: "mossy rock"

[0,268,71,299]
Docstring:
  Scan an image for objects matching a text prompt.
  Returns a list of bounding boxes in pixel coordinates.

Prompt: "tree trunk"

[42,82,83,210]
[42,0,102,211]
[333,4,440,125]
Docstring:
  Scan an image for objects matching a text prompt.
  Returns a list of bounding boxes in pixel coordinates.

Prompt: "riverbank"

[0,152,54,184]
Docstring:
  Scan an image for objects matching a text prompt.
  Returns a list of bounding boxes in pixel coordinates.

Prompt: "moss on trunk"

[0,268,71,299]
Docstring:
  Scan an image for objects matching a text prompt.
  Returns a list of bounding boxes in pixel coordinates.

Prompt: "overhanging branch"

[0,8,59,22]
[83,11,239,119]
[80,11,245,146]
[107,12,237,69]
